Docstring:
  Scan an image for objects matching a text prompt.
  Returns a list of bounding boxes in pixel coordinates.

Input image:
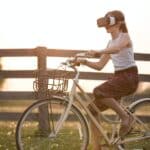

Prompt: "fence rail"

[0,47,150,121]
[0,48,150,60]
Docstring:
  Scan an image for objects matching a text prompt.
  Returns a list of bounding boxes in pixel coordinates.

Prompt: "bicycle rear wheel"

[16,97,89,150]
[120,98,150,150]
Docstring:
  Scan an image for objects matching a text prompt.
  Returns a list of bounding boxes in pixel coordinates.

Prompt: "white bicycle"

[16,53,150,150]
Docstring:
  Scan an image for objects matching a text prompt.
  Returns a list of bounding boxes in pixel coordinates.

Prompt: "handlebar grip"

[67,59,80,66]
[75,62,80,66]
[61,60,80,67]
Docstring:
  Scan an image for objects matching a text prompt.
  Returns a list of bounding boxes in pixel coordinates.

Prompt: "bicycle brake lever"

[68,59,80,67]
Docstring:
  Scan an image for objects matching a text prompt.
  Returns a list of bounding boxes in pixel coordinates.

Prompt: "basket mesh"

[33,67,69,96]
[48,69,68,93]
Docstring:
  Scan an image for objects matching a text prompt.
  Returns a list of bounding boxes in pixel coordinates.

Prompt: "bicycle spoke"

[118,99,150,149]
[16,98,89,150]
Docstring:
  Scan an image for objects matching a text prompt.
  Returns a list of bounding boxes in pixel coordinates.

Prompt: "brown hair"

[105,10,128,33]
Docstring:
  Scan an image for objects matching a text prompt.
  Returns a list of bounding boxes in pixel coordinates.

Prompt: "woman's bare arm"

[88,33,131,56]
[83,54,110,70]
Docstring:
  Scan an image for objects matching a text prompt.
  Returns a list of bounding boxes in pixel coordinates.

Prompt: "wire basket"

[33,66,69,96]
[48,69,69,94]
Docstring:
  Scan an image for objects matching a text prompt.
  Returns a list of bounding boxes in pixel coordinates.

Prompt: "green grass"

[19,128,85,150]
[0,121,91,150]
[0,121,17,150]
[0,98,150,149]
[0,121,150,150]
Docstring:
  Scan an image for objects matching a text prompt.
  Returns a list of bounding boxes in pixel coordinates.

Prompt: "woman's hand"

[75,58,87,65]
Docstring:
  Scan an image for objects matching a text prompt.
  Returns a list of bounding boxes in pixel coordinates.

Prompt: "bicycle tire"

[118,98,150,150]
[16,96,89,150]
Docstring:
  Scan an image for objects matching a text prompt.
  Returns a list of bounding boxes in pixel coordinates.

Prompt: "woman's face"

[105,23,120,33]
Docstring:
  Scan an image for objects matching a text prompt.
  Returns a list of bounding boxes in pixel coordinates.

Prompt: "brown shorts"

[92,66,139,110]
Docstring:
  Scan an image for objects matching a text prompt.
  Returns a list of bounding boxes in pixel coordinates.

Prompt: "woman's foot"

[119,115,135,138]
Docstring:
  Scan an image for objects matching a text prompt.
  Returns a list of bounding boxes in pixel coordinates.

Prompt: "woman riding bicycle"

[76,10,139,149]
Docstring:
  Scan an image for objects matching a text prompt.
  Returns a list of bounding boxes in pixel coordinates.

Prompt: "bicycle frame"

[50,63,115,145]
[49,61,149,146]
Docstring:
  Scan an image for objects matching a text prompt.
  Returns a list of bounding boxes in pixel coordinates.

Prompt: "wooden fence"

[0,47,150,121]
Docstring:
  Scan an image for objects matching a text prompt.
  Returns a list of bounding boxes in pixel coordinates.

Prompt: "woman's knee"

[93,87,102,98]
[94,99,108,111]
[88,99,108,114]
[88,104,98,116]
[93,87,104,99]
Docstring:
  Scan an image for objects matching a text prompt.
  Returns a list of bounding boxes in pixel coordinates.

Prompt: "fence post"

[36,47,49,133]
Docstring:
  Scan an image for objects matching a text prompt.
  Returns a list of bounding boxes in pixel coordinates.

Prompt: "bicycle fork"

[48,87,76,138]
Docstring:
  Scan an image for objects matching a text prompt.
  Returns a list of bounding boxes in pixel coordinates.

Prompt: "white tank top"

[108,33,136,71]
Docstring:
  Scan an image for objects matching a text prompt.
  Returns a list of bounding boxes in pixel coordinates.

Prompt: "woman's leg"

[98,97,129,121]
[97,97,134,137]
[90,117,102,150]
[89,102,108,150]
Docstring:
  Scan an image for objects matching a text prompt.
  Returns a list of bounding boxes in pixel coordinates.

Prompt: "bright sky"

[0,0,150,53]
[0,0,150,91]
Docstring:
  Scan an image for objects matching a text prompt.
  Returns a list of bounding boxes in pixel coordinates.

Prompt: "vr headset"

[97,15,116,27]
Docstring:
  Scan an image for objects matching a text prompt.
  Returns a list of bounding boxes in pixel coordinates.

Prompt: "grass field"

[0,100,150,150]
[0,121,17,150]
[0,121,150,150]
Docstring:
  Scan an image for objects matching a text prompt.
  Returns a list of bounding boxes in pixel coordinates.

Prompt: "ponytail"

[120,22,128,33]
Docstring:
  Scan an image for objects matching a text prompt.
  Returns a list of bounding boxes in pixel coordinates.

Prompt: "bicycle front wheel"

[16,97,89,150]
[121,98,150,150]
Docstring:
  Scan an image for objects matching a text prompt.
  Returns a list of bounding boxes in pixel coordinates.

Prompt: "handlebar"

[59,52,88,77]
[61,52,87,70]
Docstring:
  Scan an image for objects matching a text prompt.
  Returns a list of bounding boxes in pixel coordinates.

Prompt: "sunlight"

[0,0,150,92]
[0,0,150,51]
[1,57,37,70]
